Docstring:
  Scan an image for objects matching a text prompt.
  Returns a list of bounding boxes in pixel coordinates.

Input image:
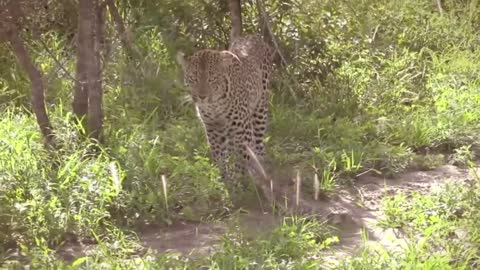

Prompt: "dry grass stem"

[161,174,168,211]
[314,173,320,201]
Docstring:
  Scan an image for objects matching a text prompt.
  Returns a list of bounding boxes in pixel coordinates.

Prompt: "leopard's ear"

[220,51,241,69]
[176,51,187,67]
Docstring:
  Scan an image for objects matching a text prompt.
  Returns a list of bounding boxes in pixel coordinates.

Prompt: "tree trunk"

[7,26,55,146]
[88,0,104,142]
[2,0,55,146]
[75,0,104,142]
[228,0,242,43]
[73,0,94,125]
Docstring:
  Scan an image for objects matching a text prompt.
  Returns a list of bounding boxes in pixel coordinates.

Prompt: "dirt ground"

[54,164,474,263]
[137,165,473,259]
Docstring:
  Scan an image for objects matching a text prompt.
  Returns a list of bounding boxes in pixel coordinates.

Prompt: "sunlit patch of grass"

[352,165,480,269]
[193,216,337,269]
[0,109,232,263]
[0,110,124,247]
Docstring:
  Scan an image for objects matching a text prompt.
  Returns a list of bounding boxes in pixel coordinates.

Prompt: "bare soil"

[138,165,473,259]
[54,164,474,263]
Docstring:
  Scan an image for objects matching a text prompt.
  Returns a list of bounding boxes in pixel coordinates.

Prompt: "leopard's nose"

[198,95,207,100]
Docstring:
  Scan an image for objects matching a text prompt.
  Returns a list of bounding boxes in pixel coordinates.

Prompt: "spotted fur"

[177,35,275,180]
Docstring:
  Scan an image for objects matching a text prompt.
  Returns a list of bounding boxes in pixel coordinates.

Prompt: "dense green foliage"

[1,0,480,268]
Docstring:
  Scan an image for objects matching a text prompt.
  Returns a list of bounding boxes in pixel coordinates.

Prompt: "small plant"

[411,153,445,171]
[449,145,475,167]
[202,216,337,269]
[320,165,336,192]
[340,150,363,176]
[378,192,411,229]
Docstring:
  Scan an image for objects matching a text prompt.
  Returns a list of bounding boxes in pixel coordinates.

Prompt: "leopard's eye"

[184,73,196,85]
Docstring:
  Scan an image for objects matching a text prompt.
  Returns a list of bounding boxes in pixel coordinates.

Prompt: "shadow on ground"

[139,165,472,259]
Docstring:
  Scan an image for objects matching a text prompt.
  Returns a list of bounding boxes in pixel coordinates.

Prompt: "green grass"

[340,169,480,270]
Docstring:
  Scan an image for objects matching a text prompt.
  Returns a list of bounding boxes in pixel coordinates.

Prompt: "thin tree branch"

[257,0,287,67]
[37,38,80,84]
[105,0,138,58]
[228,0,242,42]
[436,0,444,15]
[257,0,297,101]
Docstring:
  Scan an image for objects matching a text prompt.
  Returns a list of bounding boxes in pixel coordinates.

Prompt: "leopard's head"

[177,50,240,103]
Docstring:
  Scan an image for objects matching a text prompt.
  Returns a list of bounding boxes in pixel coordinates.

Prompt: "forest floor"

[56,162,476,266]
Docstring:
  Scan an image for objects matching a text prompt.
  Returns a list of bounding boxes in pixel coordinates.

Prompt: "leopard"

[177,35,275,182]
